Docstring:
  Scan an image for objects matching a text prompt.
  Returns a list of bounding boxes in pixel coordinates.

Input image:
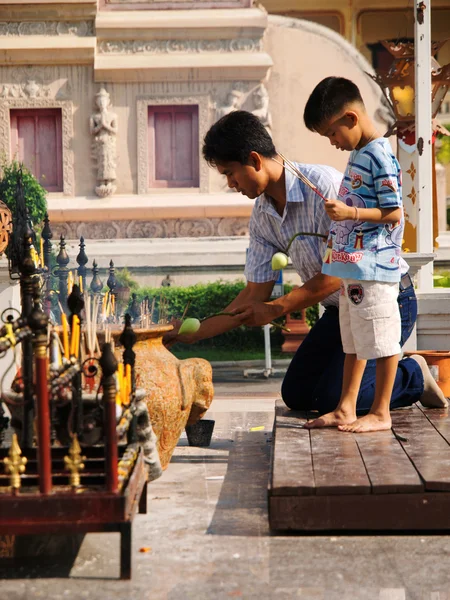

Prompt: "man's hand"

[229,301,283,327]
[162,318,182,348]
[324,199,353,222]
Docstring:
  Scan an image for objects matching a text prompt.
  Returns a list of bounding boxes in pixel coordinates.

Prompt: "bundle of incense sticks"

[84,294,101,357]
[273,153,328,201]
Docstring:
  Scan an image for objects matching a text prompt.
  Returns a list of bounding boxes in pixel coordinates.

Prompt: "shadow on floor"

[0,534,85,578]
[206,430,272,537]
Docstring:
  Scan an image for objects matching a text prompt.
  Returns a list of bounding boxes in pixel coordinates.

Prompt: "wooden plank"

[270,400,315,497]
[391,405,450,491]
[309,427,371,496]
[416,405,450,444]
[353,429,423,494]
[269,492,450,531]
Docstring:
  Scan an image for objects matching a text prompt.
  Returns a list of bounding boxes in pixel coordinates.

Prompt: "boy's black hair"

[203,110,276,166]
[303,77,365,132]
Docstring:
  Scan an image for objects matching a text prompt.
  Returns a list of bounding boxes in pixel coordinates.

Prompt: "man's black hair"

[203,110,276,166]
[303,77,365,132]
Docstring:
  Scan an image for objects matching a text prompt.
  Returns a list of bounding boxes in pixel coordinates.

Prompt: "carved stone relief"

[215,89,242,121]
[251,84,272,135]
[137,95,211,194]
[98,38,263,55]
[89,88,118,197]
[1,68,72,101]
[214,82,272,128]
[0,98,74,196]
[51,218,250,240]
[0,21,94,37]
[0,79,51,99]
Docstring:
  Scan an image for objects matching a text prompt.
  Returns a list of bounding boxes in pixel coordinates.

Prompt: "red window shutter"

[10,108,63,192]
[148,105,199,188]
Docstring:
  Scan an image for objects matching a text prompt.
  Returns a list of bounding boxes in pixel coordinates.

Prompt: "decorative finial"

[90,259,103,294]
[41,213,53,269]
[64,434,86,488]
[107,260,117,295]
[76,236,88,288]
[3,433,27,492]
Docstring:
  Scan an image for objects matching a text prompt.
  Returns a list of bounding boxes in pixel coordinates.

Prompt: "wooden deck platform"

[269,400,450,532]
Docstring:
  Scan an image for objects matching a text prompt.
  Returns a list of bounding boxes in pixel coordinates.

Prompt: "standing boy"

[303,76,424,432]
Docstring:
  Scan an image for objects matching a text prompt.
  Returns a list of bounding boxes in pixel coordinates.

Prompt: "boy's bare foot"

[304,408,356,429]
[409,354,448,408]
[338,413,392,433]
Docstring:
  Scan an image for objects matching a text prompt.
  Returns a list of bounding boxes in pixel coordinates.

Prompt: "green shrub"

[131,280,319,352]
[434,271,450,288]
[115,267,139,290]
[0,160,47,225]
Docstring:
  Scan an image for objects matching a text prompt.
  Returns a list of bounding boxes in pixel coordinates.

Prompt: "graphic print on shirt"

[354,229,364,249]
[333,192,366,247]
[385,220,403,248]
[323,234,334,264]
[351,173,363,189]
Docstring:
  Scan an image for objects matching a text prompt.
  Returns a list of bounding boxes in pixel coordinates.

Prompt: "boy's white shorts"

[339,278,401,360]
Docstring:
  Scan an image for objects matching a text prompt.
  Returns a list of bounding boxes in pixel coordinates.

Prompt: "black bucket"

[185,419,215,447]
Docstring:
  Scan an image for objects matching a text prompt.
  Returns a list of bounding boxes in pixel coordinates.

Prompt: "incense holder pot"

[113,325,214,469]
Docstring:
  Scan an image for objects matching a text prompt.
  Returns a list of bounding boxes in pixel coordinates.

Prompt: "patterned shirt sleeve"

[370,148,402,209]
[244,207,279,283]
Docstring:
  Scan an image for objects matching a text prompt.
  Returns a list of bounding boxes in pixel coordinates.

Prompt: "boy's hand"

[324,199,354,222]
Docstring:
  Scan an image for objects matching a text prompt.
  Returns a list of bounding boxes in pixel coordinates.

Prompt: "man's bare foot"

[409,354,448,408]
[304,408,356,429]
[338,413,392,433]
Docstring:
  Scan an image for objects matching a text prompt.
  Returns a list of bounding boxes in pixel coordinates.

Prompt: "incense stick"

[181,299,192,321]
[273,153,328,201]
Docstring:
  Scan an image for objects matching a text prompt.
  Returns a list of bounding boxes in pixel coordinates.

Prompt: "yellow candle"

[125,364,132,406]
[118,363,124,404]
[70,315,80,357]
[111,294,115,315]
[61,313,70,360]
[74,318,81,359]
[79,275,83,293]
[40,237,44,267]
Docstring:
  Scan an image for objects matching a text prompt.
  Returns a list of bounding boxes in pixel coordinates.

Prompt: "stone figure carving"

[161,274,173,287]
[89,88,118,197]
[252,84,272,135]
[216,89,242,121]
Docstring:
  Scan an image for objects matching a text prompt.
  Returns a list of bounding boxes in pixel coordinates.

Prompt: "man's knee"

[281,375,314,411]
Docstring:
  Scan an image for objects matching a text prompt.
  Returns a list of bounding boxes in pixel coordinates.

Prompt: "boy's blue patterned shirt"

[321,137,406,282]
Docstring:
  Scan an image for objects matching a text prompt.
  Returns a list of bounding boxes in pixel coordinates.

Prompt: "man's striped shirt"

[244,162,343,307]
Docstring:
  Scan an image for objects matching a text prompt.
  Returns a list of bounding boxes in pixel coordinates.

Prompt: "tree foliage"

[0,159,47,225]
